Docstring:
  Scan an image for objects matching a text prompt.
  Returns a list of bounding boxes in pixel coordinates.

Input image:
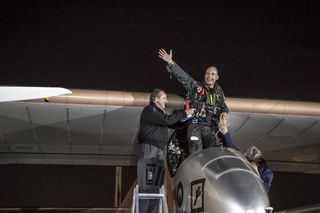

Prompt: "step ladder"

[131,185,169,213]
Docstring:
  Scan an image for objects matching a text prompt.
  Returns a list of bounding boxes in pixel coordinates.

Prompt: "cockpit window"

[204,156,250,175]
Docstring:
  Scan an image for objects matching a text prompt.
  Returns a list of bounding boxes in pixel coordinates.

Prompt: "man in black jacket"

[137,88,194,213]
[159,49,229,153]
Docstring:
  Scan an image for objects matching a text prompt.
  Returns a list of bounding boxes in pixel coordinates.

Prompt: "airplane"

[0,87,320,212]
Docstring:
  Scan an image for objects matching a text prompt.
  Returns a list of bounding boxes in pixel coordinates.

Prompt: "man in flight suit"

[159,49,229,153]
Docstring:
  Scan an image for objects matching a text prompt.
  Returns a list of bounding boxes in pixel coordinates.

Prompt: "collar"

[151,102,166,113]
[202,81,218,92]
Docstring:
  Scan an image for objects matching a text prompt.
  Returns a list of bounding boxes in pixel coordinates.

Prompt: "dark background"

[1,164,320,211]
[1,0,320,211]
[1,0,320,101]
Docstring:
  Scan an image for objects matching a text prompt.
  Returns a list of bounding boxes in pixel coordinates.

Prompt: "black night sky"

[1,0,320,102]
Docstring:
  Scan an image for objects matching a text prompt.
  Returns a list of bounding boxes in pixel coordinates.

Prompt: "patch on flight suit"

[190,136,199,141]
[206,93,216,106]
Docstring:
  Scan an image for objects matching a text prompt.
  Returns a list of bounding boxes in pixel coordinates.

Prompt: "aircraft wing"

[0,86,72,102]
[0,89,319,174]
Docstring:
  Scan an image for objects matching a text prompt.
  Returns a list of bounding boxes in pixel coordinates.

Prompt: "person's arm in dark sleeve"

[219,113,238,149]
[159,49,198,93]
[142,107,187,126]
[166,63,198,93]
[222,132,238,150]
[220,95,229,114]
[217,86,229,113]
[260,166,274,193]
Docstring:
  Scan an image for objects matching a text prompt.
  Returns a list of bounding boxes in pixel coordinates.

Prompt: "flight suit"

[167,63,229,153]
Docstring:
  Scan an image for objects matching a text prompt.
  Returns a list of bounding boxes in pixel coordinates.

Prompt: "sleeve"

[142,107,187,126]
[166,63,198,93]
[218,87,229,113]
[221,132,238,150]
[260,165,274,193]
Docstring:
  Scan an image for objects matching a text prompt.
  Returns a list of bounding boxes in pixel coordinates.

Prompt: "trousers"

[187,122,222,153]
[137,143,165,213]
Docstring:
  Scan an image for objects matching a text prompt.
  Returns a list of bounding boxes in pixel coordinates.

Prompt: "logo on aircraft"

[190,178,205,213]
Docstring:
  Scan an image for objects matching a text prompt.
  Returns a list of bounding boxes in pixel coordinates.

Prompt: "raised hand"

[158,49,174,64]
[219,112,228,134]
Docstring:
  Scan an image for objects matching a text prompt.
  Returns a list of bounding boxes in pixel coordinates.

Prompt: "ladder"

[131,185,169,213]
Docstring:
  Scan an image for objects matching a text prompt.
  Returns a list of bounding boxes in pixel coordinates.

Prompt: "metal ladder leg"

[131,185,138,213]
[160,186,169,213]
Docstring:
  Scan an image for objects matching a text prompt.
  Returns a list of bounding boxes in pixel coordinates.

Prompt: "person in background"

[243,146,274,193]
[219,113,274,193]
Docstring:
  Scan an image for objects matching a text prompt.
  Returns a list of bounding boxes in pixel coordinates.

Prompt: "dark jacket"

[138,103,186,149]
[222,132,274,193]
[166,63,228,126]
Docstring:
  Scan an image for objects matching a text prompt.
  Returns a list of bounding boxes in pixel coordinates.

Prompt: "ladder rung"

[131,185,168,213]
[138,193,164,198]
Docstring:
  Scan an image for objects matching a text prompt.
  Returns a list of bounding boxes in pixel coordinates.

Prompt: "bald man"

[159,49,229,153]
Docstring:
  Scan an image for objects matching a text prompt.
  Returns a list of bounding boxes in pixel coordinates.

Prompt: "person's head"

[149,88,168,110]
[204,66,219,88]
[244,146,262,163]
